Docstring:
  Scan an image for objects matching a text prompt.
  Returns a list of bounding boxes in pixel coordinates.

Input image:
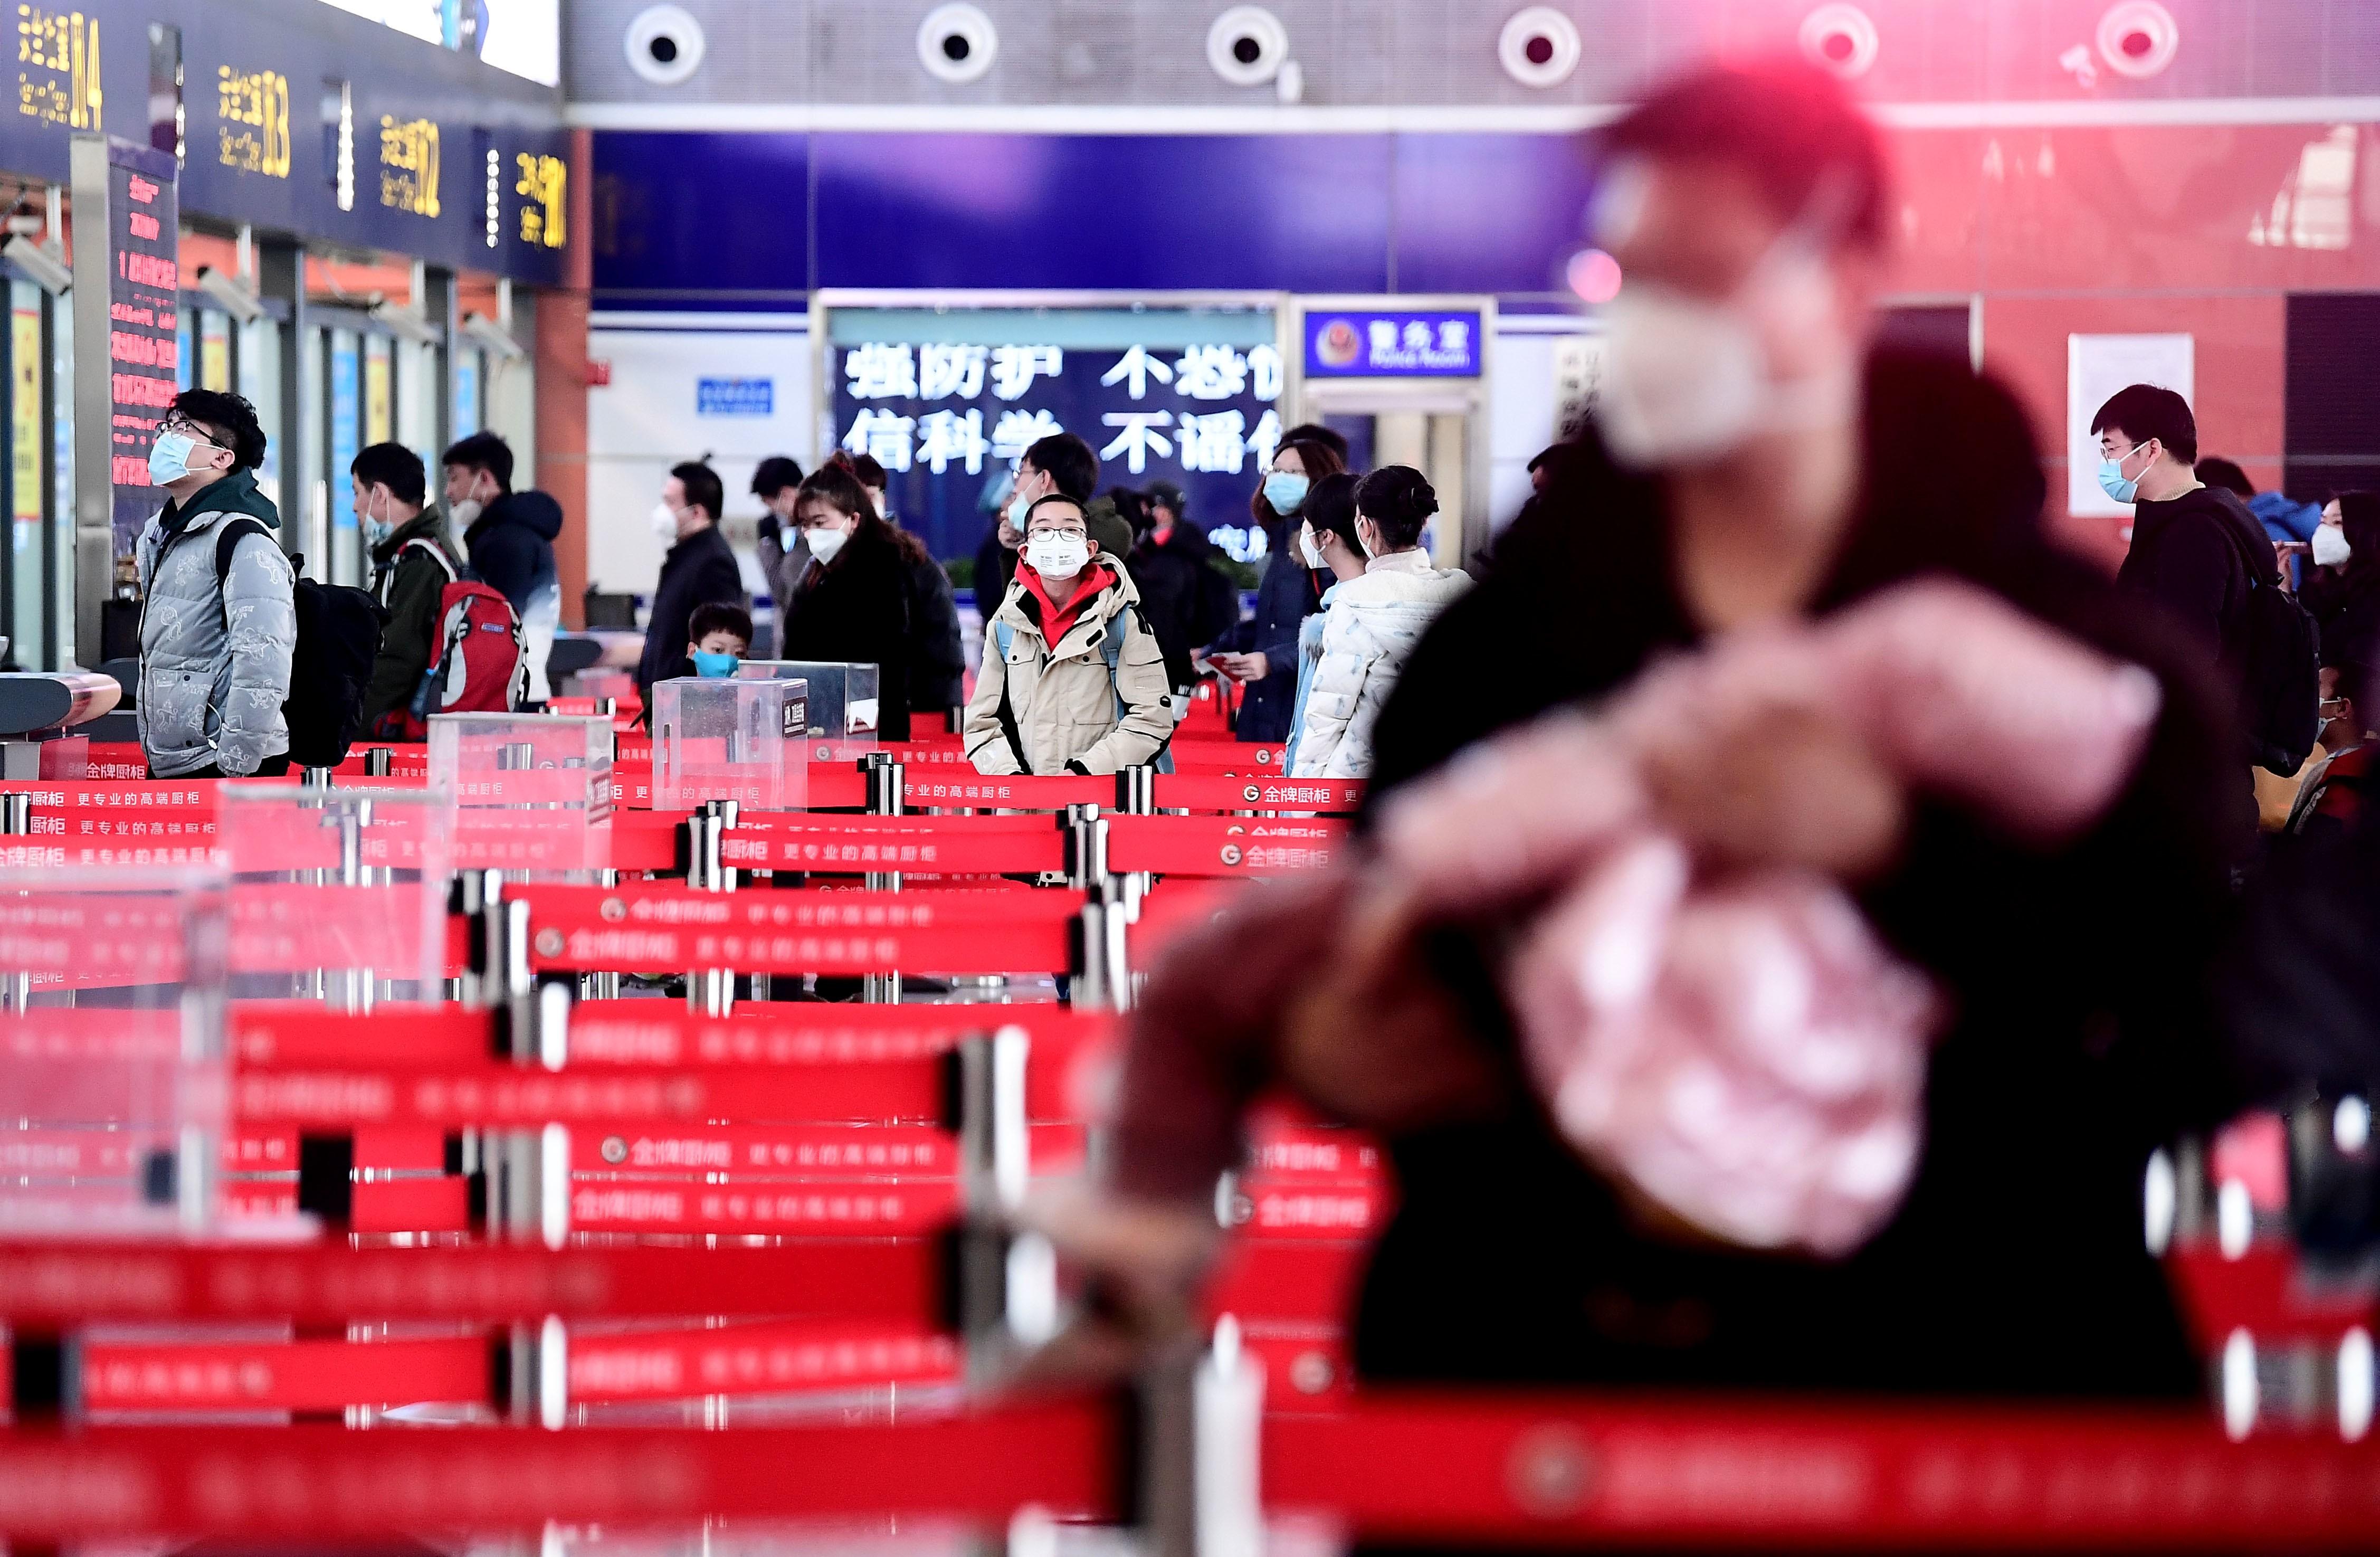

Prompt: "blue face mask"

[2097,445,2146,505]
[691,651,739,679]
[1263,471,1310,515]
[148,431,197,486]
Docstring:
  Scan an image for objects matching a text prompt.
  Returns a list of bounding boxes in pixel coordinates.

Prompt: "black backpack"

[2206,495,2321,776]
[215,517,385,769]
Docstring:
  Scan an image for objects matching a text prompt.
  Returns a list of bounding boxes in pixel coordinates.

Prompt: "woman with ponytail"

[1288,465,1469,778]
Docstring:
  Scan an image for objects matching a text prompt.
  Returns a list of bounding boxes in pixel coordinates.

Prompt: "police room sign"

[1304,310,1482,378]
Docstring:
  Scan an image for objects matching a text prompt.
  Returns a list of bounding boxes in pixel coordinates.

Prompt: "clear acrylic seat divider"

[428,713,616,872]
[738,661,879,763]
[0,866,229,1236]
[653,676,810,813]
[213,783,456,1008]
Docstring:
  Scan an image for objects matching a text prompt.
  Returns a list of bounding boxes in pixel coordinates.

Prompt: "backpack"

[2207,500,2322,775]
[214,518,383,770]
[392,540,528,738]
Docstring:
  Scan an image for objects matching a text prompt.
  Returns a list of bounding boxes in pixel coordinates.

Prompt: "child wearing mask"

[965,493,1173,775]
[683,602,753,680]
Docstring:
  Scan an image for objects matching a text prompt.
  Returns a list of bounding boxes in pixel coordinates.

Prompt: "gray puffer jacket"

[135,469,296,777]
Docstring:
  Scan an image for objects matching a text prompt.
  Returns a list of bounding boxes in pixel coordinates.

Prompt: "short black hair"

[172,388,266,472]
[671,460,725,523]
[1281,422,1349,463]
[1526,444,1567,474]
[2195,457,2253,498]
[751,455,805,500]
[351,441,427,507]
[441,430,514,493]
[1600,59,1889,253]
[1355,464,1440,551]
[1303,472,1365,559]
[849,452,888,489]
[2091,384,2197,465]
[688,601,753,647]
[1145,480,1187,520]
[1022,432,1100,502]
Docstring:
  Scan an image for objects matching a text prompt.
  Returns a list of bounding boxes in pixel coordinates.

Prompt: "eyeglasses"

[157,415,224,448]
[1027,525,1088,539]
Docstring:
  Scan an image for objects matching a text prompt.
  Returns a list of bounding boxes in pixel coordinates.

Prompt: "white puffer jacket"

[1290,549,1470,778]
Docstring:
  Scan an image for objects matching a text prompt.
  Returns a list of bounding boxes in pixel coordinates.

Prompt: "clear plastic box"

[738,661,879,763]
[427,713,616,870]
[652,675,810,813]
[0,866,229,1236]
[214,784,455,1002]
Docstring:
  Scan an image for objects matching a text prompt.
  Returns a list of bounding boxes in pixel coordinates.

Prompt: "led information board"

[69,133,177,661]
[824,302,1284,564]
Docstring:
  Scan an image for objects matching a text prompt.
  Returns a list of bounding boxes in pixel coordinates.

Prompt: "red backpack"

[391,541,528,738]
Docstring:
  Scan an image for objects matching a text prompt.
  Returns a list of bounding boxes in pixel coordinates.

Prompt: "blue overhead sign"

[1303,309,1482,378]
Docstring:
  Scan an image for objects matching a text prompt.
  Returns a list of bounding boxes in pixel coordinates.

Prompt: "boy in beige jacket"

[966,494,1174,775]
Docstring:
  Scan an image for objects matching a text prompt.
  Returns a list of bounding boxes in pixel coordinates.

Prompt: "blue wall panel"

[593,131,812,301]
[1391,133,1595,296]
[811,133,1392,292]
[592,130,1597,302]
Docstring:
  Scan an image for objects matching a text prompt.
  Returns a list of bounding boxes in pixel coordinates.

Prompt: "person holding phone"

[1204,436,1346,743]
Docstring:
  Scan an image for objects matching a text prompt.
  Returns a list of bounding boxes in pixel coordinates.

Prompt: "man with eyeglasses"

[964,493,1172,776]
[134,389,296,778]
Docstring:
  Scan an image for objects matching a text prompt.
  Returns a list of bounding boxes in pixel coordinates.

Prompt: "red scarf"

[1018,561,1110,647]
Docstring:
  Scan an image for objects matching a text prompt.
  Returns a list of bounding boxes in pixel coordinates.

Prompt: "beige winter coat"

[965,561,1174,775]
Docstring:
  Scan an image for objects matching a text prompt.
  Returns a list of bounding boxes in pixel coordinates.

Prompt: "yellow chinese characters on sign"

[379,116,439,218]
[515,152,566,249]
[216,64,291,178]
[18,6,99,130]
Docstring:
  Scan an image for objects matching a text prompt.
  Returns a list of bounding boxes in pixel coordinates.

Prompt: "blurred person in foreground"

[1289,466,1469,779]
[965,493,1170,775]
[1038,60,2264,1412]
[1204,435,1345,743]
[1128,480,1240,699]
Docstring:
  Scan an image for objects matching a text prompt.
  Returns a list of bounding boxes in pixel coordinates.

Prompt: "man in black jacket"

[1130,480,1239,692]
[442,431,563,703]
[354,443,461,736]
[2096,385,2269,672]
[638,461,747,698]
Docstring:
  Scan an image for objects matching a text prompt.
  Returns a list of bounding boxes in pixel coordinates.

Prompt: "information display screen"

[825,304,1283,564]
[104,139,179,555]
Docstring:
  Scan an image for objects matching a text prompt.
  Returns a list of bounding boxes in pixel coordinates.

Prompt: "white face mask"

[2315,524,2353,568]
[450,497,482,530]
[806,525,849,566]
[1597,241,1850,470]
[1025,533,1090,580]
[1299,525,1326,570]
[651,500,681,542]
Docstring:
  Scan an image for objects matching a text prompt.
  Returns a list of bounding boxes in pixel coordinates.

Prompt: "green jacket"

[361,506,461,732]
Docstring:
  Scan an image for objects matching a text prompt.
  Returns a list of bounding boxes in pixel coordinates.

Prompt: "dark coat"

[1130,521,1240,691]
[637,523,747,697]
[463,489,561,616]
[777,520,941,742]
[2303,567,2380,713]
[1355,350,2253,1400]
[1206,521,1322,743]
[973,525,1019,610]
[2116,485,2270,669]
[903,552,967,722]
[361,508,461,733]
